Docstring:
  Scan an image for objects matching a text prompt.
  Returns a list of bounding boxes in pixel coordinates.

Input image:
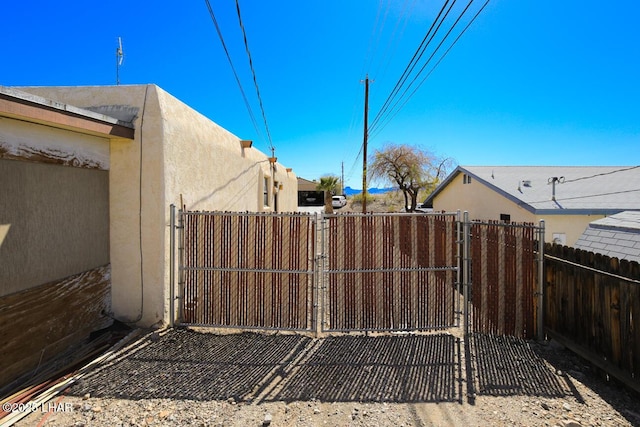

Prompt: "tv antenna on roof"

[116,37,124,85]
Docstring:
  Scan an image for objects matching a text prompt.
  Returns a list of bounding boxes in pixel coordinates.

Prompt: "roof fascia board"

[424,165,464,205]
[535,208,627,216]
[462,168,537,214]
[0,87,134,140]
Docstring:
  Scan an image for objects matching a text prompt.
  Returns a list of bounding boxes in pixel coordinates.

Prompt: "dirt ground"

[14,327,640,427]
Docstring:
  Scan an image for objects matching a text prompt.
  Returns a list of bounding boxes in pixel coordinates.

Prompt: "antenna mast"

[116,37,124,85]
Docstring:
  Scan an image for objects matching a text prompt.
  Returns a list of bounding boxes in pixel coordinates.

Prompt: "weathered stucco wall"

[432,172,604,245]
[20,84,299,327]
[0,96,114,389]
[0,158,109,296]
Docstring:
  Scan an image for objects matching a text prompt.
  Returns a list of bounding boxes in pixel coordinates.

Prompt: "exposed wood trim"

[0,265,112,390]
[0,96,134,140]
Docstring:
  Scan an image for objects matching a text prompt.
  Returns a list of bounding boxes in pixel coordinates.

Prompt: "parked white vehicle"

[331,195,347,208]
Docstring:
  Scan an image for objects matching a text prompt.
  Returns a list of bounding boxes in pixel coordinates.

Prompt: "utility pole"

[341,161,344,195]
[362,75,369,213]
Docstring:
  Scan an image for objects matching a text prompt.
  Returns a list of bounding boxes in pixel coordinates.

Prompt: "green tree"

[369,143,454,212]
[316,175,340,214]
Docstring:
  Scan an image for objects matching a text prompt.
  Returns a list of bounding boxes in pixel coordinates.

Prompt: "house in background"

[1,84,298,389]
[424,166,640,246]
[297,177,324,210]
[574,211,640,263]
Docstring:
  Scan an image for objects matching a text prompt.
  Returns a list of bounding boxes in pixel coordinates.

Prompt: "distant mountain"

[343,186,396,196]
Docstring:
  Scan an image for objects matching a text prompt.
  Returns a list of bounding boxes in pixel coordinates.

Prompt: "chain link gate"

[173,209,317,331]
[319,212,460,333]
[171,207,462,335]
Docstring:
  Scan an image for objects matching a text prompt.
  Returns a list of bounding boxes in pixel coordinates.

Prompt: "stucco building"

[0,84,298,388]
[424,165,640,246]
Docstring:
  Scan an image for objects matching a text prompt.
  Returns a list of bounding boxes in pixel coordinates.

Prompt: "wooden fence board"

[544,243,640,393]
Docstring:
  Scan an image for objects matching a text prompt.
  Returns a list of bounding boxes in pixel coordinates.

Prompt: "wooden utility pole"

[362,75,369,213]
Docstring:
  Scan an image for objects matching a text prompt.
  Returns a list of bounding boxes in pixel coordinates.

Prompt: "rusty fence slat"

[322,212,459,333]
[179,211,315,331]
[469,220,540,339]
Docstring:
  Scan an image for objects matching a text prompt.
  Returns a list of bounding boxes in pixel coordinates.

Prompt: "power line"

[563,166,640,183]
[372,0,417,81]
[235,0,275,154]
[370,0,490,140]
[369,0,489,138]
[204,0,264,143]
[368,0,454,135]
[527,188,640,205]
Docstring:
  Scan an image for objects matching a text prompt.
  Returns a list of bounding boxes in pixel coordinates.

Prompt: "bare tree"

[369,143,454,211]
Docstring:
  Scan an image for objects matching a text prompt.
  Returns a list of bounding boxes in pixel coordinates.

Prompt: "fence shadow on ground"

[69,329,311,401]
[469,333,574,399]
[68,329,593,405]
[68,329,462,404]
[262,334,462,403]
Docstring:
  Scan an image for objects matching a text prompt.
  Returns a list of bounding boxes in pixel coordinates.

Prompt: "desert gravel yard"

[15,328,640,426]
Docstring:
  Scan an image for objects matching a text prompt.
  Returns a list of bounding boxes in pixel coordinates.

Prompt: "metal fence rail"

[178,211,316,330]
[171,208,543,340]
[320,212,460,332]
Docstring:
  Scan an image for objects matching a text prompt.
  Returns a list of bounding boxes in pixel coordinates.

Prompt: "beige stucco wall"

[0,113,110,297]
[433,173,537,223]
[432,172,604,246]
[0,157,109,297]
[19,84,299,327]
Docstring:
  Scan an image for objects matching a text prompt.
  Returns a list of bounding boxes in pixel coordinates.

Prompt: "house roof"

[0,85,135,139]
[574,211,640,262]
[297,177,320,192]
[425,165,640,215]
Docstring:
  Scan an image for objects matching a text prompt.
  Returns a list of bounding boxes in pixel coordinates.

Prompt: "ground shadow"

[469,333,572,398]
[69,329,310,401]
[264,334,462,403]
[68,329,462,404]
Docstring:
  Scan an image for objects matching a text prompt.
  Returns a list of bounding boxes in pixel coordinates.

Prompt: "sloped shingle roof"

[574,211,640,262]
[426,166,640,215]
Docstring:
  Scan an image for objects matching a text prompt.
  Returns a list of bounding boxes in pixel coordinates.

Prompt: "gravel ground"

[14,328,640,427]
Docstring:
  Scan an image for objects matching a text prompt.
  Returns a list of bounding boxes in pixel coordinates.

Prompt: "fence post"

[170,204,175,328]
[537,219,545,341]
[463,211,471,338]
[177,208,185,325]
[316,212,327,337]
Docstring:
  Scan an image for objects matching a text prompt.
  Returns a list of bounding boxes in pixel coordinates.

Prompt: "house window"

[500,214,511,223]
[463,174,472,184]
[263,177,269,207]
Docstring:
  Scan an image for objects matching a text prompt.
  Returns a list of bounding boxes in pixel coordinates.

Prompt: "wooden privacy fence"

[544,244,640,392]
[468,221,542,339]
[179,211,316,330]
[321,213,459,332]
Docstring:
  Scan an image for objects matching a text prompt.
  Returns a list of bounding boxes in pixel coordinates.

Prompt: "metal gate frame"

[172,207,317,332]
[318,211,461,333]
[170,206,544,339]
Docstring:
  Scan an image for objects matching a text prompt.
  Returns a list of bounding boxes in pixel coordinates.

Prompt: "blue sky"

[3,1,639,188]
